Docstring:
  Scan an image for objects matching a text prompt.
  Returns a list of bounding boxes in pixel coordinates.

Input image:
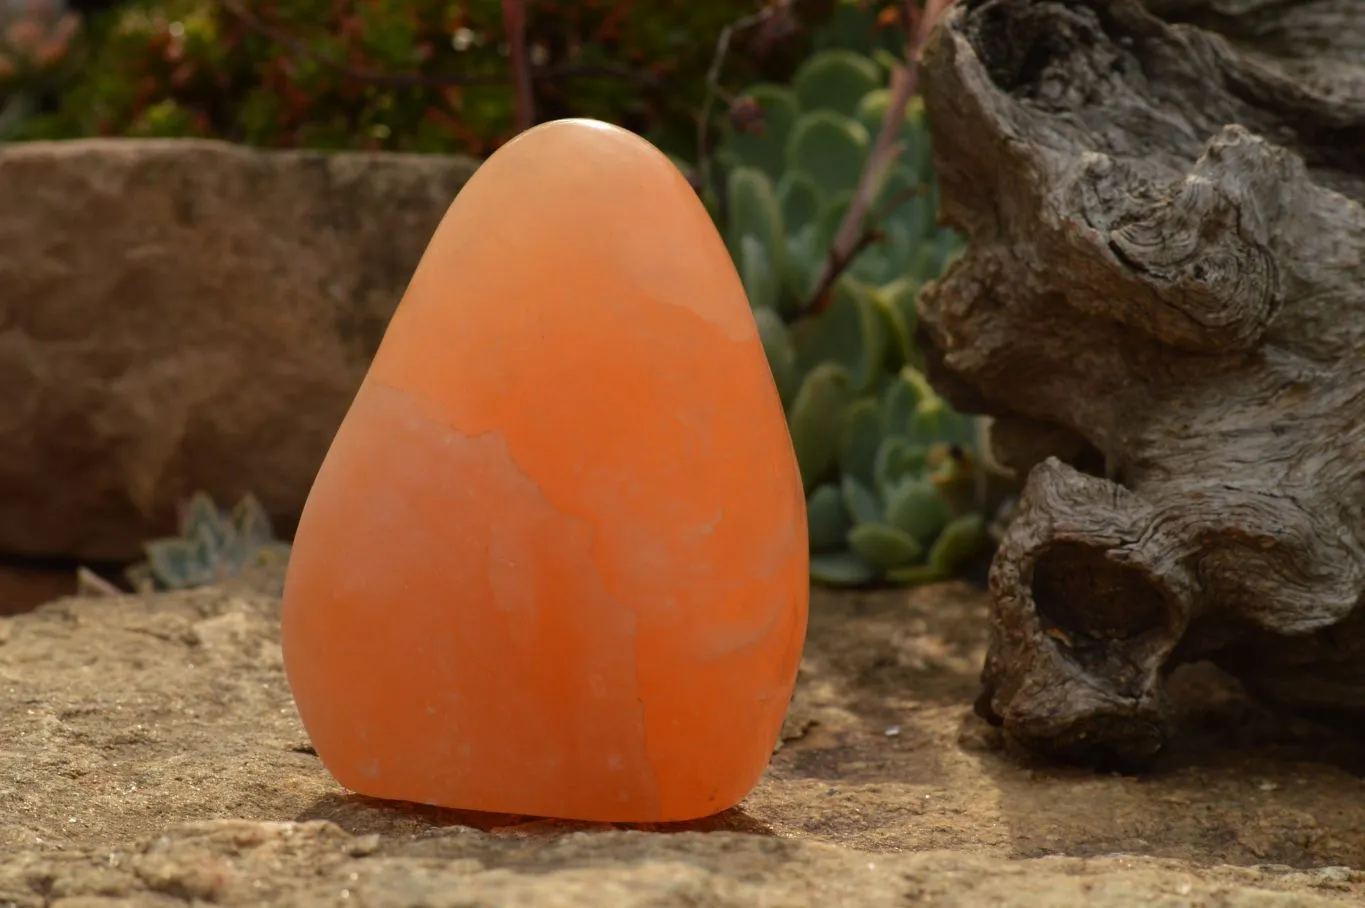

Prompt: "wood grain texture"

[917,0,1365,765]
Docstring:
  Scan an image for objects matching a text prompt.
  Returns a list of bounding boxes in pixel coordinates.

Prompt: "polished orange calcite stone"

[280,119,810,823]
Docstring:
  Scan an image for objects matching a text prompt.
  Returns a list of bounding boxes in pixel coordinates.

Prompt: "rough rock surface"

[0,139,478,563]
[2,578,1363,906]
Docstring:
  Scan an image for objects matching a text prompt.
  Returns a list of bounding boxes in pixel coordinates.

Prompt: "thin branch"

[500,0,535,133]
[804,0,954,313]
[219,0,662,91]
[695,3,781,201]
[801,182,928,314]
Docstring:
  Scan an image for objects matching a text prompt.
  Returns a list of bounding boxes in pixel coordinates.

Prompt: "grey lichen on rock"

[917,0,1365,765]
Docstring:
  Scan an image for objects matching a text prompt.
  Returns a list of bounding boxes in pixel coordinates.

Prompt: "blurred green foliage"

[1,0,844,157]
[0,0,82,138]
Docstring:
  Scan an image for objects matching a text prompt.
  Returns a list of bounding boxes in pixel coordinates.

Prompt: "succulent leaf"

[812,190,858,255]
[144,538,214,590]
[884,562,950,586]
[869,278,918,371]
[899,366,940,413]
[775,170,823,228]
[787,111,868,197]
[782,225,824,303]
[726,167,786,304]
[129,491,290,592]
[880,373,918,435]
[738,233,782,311]
[874,435,929,491]
[807,483,853,554]
[793,281,887,393]
[927,513,989,574]
[840,474,883,525]
[753,306,800,406]
[230,493,276,549]
[837,397,882,488]
[179,491,228,553]
[848,218,912,286]
[788,362,854,491]
[885,477,951,547]
[853,87,893,138]
[793,50,883,117]
[848,522,924,569]
[810,551,879,587]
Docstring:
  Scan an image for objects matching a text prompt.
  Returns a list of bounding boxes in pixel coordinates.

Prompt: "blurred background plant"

[0,0,82,138]
[0,0,843,156]
[699,0,1016,589]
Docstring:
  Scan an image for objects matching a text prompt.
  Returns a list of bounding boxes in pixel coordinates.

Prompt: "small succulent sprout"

[793,49,883,117]
[126,491,291,592]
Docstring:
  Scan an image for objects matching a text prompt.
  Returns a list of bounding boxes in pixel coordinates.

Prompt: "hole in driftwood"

[1031,541,1169,641]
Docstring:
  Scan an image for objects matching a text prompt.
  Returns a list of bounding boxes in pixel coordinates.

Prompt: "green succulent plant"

[711,41,1009,589]
[126,491,292,592]
[798,360,1000,588]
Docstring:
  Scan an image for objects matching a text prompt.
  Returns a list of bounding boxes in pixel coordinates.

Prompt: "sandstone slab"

[0,138,478,562]
[2,579,1363,905]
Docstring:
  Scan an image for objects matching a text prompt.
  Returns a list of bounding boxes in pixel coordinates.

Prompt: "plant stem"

[696,3,781,202]
[500,0,535,133]
[805,0,954,314]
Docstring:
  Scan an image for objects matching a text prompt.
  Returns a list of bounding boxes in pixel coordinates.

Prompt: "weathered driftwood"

[917,0,1365,766]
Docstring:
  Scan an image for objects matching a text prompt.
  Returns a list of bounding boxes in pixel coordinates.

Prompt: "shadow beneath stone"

[296,793,775,839]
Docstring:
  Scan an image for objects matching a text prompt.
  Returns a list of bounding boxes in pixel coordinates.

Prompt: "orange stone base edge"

[280,118,810,823]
